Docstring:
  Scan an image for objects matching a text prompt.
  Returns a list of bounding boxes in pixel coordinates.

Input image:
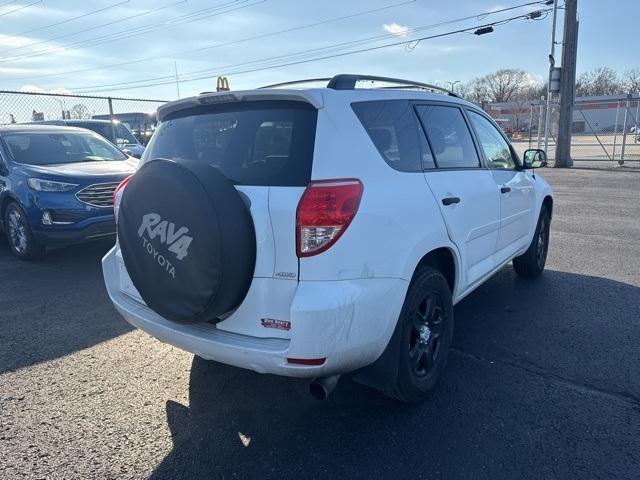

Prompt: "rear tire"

[386,267,454,403]
[513,205,550,278]
[4,202,45,260]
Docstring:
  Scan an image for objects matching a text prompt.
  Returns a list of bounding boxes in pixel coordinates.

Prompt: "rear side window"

[69,122,138,147]
[145,101,317,186]
[352,100,434,172]
[415,105,480,169]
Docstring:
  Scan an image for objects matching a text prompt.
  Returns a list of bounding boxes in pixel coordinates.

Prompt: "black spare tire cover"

[118,158,256,324]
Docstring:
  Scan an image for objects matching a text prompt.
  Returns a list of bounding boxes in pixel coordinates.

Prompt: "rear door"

[141,100,318,280]
[415,104,501,290]
[466,110,535,264]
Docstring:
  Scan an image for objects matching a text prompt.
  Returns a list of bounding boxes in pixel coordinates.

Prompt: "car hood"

[15,157,139,183]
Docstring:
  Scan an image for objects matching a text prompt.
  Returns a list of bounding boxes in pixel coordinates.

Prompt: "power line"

[0,0,190,56]
[6,0,416,81]
[76,8,553,94]
[9,0,132,37]
[0,0,265,61]
[0,0,41,17]
[70,2,552,91]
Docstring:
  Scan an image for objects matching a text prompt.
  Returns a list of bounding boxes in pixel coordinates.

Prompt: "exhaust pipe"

[309,375,340,400]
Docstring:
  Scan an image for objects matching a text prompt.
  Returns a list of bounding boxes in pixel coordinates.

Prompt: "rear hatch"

[118,98,318,333]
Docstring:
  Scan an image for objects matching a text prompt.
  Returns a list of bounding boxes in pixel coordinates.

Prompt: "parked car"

[0,125,138,259]
[103,74,553,403]
[92,112,158,146]
[37,119,145,158]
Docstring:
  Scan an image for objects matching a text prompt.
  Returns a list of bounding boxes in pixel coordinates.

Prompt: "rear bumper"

[102,246,408,378]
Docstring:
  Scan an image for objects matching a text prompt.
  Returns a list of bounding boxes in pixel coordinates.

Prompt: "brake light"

[296,179,363,257]
[113,175,132,224]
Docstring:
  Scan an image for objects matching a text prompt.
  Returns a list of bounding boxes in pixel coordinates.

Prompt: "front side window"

[144,101,317,186]
[352,100,435,172]
[2,131,128,165]
[415,105,480,169]
[467,111,517,170]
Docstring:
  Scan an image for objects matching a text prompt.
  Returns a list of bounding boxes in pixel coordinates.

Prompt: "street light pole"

[543,0,559,157]
[446,80,461,94]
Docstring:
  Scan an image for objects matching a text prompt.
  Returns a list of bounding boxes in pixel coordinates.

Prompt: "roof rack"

[327,74,459,97]
[258,78,332,89]
[258,74,459,97]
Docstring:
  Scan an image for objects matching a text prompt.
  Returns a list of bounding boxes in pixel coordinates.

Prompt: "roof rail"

[258,74,460,97]
[258,78,332,89]
[327,74,459,97]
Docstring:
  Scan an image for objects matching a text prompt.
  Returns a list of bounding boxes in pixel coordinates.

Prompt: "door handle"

[442,196,460,206]
[500,186,511,194]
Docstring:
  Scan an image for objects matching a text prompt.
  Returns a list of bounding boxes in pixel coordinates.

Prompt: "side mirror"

[523,149,547,169]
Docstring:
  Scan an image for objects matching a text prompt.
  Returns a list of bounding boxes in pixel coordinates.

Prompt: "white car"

[102,74,553,403]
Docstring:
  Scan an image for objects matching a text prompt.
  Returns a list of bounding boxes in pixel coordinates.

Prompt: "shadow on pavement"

[151,269,640,479]
[0,235,133,374]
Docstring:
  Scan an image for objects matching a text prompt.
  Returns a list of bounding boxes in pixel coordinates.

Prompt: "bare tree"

[462,69,531,103]
[459,78,489,104]
[575,67,622,96]
[70,103,91,119]
[622,68,640,94]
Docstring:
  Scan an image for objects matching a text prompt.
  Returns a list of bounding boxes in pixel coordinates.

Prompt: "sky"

[0,0,636,100]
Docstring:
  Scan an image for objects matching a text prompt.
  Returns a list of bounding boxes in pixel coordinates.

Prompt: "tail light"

[296,179,363,257]
[113,175,132,224]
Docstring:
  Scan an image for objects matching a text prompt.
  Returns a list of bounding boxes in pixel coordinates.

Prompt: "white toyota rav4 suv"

[103,74,553,403]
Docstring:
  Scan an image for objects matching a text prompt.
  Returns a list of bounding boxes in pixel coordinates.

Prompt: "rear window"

[144,101,317,186]
[351,100,434,172]
[2,131,128,165]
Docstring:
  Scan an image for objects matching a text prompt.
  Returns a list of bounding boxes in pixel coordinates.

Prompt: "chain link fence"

[487,94,640,167]
[0,90,168,145]
[2,89,639,165]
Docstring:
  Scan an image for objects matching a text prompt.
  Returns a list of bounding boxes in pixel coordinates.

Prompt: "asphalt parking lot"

[1,167,639,479]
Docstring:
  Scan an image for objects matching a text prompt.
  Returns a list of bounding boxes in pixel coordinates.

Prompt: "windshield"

[144,101,317,186]
[68,122,139,147]
[2,131,128,165]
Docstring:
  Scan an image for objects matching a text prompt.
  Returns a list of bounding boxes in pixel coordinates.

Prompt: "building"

[487,94,640,134]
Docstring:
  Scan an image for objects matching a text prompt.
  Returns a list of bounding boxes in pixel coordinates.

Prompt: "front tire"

[513,205,550,278]
[387,267,454,403]
[4,202,45,260]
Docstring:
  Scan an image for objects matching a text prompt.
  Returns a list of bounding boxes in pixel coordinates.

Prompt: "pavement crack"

[451,347,640,408]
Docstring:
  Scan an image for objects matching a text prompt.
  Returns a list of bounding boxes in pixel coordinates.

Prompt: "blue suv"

[0,125,137,259]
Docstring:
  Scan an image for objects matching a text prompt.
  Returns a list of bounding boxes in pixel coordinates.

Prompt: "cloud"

[487,5,507,13]
[0,34,33,48]
[20,85,73,95]
[383,22,409,36]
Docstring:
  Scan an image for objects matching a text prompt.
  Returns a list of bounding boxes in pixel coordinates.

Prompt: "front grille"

[76,182,120,208]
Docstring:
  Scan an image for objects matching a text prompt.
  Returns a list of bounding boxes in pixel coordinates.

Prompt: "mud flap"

[351,315,403,394]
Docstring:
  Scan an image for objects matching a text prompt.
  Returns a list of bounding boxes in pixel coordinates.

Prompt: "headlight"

[27,178,78,192]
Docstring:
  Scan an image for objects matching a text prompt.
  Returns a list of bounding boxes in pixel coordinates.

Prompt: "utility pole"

[555,0,578,167]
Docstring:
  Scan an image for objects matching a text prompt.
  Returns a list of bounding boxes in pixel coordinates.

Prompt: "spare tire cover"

[118,158,256,324]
